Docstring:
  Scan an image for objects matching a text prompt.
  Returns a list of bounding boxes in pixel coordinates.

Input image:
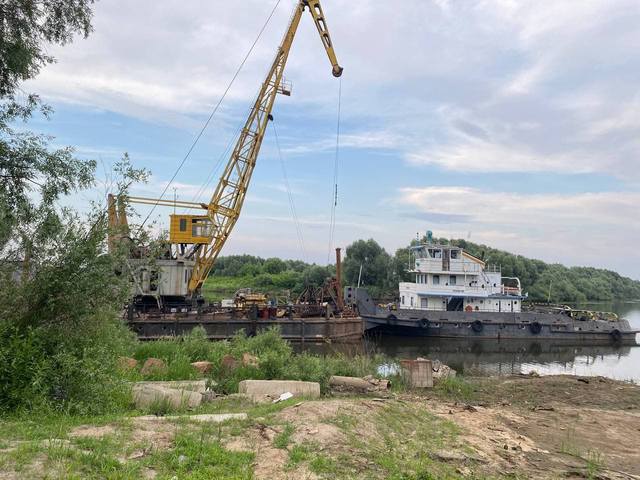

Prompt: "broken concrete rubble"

[132,383,204,410]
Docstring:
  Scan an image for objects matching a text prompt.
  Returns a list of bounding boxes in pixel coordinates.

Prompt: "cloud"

[397,186,640,277]
[26,0,640,179]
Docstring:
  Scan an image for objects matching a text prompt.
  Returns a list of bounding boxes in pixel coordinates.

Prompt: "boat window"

[433,275,440,285]
[401,296,405,305]
[410,297,414,306]
[451,250,459,259]
[450,275,456,286]
[179,218,187,232]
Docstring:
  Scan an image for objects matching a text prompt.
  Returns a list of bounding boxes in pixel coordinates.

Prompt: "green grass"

[434,375,475,402]
[273,423,295,449]
[286,443,313,469]
[148,426,254,479]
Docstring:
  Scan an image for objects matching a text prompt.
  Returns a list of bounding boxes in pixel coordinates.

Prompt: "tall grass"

[131,327,387,394]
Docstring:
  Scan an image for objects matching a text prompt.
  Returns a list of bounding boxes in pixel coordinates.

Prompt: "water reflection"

[366,335,638,380]
[364,302,640,382]
[302,302,640,382]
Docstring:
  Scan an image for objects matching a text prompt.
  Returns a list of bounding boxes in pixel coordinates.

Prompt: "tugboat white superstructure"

[399,242,526,314]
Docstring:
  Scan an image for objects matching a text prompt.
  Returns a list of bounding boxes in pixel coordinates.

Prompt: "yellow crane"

[114,0,342,301]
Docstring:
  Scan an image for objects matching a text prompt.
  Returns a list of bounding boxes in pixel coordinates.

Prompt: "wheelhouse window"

[433,275,440,285]
[450,275,456,286]
[450,249,459,259]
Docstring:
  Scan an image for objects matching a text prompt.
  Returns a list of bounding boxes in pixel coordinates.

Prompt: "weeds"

[435,375,475,402]
[273,423,295,449]
[131,327,390,394]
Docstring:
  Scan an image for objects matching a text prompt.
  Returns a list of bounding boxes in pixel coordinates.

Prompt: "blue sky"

[24,0,640,279]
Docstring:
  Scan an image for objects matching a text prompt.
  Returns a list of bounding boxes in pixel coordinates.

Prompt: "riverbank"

[1,374,638,479]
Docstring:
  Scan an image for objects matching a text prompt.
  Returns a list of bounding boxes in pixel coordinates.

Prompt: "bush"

[0,309,135,414]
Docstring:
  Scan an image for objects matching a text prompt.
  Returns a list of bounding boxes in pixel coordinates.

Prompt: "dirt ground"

[1,375,639,479]
[220,375,640,479]
[424,375,640,479]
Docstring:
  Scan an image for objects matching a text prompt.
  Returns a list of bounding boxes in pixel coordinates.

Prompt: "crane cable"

[138,0,283,231]
[327,76,342,263]
[271,120,307,262]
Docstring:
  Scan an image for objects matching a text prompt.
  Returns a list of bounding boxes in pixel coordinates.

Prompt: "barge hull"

[362,310,637,345]
[128,313,363,342]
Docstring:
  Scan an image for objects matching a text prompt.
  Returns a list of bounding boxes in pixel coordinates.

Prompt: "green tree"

[343,239,394,298]
[0,1,152,414]
[1,0,96,252]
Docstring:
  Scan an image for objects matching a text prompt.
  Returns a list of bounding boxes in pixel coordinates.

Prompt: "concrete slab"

[132,384,203,410]
[136,413,247,423]
[238,380,320,400]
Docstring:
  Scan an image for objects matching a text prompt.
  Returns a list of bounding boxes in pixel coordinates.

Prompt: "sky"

[24,0,640,279]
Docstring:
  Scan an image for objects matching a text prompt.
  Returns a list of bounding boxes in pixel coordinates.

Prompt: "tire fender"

[529,322,542,335]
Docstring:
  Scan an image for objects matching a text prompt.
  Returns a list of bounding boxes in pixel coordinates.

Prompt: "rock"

[140,358,167,376]
[432,361,457,381]
[132,384,202,410]
[191,361,213,375]
[242,353,259,367]
[221,354,239,371]
[118,357,138,370]
[238,380,320,401]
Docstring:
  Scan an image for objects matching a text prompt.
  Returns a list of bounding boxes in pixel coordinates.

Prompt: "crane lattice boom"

[188,0,342,294]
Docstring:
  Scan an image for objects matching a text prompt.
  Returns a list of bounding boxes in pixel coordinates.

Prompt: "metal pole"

[335,247,344,310]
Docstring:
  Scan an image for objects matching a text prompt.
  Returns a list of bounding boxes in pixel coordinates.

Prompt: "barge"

[348,236,638,345]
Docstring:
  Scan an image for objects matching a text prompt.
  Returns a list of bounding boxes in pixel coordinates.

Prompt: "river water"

[363,302,640,382]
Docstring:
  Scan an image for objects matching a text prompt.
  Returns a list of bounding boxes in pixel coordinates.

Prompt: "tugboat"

[347,234,638,345]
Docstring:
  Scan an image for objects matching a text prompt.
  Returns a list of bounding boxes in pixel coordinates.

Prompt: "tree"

[0,0,94,97]
[343,239,393,298]
[1,0,97,256]
[0,1,154,414]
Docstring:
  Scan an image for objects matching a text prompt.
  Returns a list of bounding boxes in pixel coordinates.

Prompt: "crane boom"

[188,0,342,295]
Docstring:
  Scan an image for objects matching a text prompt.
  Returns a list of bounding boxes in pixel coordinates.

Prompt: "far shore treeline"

[204,238,640,304]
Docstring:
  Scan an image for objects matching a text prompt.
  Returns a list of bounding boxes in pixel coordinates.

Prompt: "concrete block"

[400,359,433,388]
[132,384,203,410]
[238,380,320,400]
